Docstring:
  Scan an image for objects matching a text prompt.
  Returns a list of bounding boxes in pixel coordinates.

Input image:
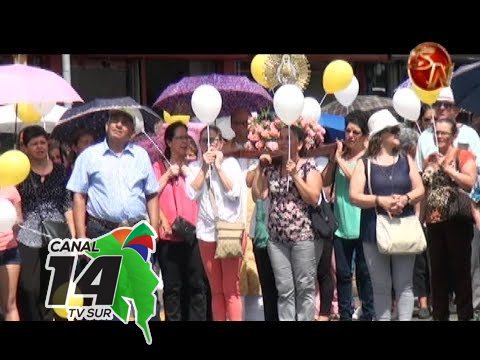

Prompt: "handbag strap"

[366,158,379,216]
[207,176,220,222]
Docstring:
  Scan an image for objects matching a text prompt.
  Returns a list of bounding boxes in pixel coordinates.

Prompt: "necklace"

[375,155,397,181]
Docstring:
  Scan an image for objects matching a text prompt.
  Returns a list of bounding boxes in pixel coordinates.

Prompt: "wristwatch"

[405,194,411,204]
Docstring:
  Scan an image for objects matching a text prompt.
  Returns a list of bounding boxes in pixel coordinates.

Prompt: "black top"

[17,164,72,248]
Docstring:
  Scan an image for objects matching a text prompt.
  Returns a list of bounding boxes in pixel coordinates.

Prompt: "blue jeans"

[334,236,375,320]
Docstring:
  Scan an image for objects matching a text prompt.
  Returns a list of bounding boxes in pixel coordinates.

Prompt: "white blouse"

[186,157,243,242]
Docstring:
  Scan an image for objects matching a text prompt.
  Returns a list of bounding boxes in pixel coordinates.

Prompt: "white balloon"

[0,199,17,233]
[302,97,322,121]
[393,88,421,121]
[334,76,359,107]
[273,84,304,126]
[191,85,222,125]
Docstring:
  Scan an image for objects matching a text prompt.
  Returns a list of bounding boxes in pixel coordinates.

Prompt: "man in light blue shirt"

[67,109,159,239]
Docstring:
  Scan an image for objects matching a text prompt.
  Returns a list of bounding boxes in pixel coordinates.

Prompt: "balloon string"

[416,121,421,134]
[207,125,211,149]
[142,130,171,166]
[287,125,291,192]
[429,106,438,149]
[319,93,328,107]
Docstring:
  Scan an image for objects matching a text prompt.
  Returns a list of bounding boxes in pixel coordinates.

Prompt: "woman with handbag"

[422,117,477,320]
[350,110,425,321]
[252,125,323,321]
[152,121,207,321]
[185,125,245,321]
[322,110,375,321]
[16,125,75,321]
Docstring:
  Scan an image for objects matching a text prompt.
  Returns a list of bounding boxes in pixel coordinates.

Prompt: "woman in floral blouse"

[422,117,477,320]
[252,125,322,321]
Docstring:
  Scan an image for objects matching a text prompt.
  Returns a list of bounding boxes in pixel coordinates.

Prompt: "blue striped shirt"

[67,139,159,223]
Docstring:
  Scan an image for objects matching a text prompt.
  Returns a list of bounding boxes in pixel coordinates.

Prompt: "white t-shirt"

[185,158,243,242]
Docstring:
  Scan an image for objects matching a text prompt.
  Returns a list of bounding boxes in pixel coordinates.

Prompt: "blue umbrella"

[451,61,480,114]
[319,113,345,143]
[51,97,162,143]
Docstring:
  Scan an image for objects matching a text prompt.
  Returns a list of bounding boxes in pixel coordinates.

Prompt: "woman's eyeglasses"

[435,131,452,137]
[200,137,221,145]
[345,128,362,136]
[173,135,190,141]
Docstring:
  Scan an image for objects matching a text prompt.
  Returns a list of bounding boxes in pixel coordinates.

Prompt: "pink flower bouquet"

[246,109,326,152]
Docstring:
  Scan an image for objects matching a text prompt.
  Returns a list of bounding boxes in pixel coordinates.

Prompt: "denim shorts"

[0,247,21,266]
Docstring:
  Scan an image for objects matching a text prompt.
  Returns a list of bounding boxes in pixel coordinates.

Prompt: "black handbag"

[448,187,474,223]
[30,175,71,245]
[170,180,197,246]
[309,190,338,240]
[40,220,72,243]
[171,216,197,246]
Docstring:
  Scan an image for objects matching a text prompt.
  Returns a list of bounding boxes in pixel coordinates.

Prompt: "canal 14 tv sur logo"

[44,221,160,345]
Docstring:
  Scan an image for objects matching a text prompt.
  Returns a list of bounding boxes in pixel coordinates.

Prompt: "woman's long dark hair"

[164,121,188,160]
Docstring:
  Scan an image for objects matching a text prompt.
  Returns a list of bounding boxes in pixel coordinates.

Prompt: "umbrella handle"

[141,130,171,166]
[14,104,18,150]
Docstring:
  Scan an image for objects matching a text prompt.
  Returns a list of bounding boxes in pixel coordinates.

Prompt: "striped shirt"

[67,139,159,223]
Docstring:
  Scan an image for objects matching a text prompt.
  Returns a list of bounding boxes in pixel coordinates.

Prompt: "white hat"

[215,116,236,141]
[116,108,144,134]
[437,86,455,104]
[368,109,399,138]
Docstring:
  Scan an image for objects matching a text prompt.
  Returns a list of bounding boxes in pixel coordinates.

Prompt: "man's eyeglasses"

[433,102,454,110]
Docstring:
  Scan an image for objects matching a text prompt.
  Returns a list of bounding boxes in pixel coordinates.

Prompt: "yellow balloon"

[163,110,190,125]
[53,282,84,319]
[323,60,354,94]
[17,103,42,124]
[0,150,31,187]
[251,54,270,88]
[54,296,84,319]
[412,85,441,105]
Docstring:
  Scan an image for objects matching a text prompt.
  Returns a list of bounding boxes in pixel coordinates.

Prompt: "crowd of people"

[1,86,480,321]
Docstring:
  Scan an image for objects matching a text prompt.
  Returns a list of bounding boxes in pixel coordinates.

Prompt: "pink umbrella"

[0,64,83,105]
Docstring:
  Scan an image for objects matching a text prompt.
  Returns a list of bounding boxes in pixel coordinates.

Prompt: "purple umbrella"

[395,78,412,92]
[153,74,273,117]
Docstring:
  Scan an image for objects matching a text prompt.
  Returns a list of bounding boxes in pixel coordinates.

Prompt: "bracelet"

[405,194,411,204]
[375,195,379,206]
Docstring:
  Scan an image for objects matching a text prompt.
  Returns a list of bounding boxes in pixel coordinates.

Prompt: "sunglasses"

[433,102,454,110]
[386,126,400,135]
